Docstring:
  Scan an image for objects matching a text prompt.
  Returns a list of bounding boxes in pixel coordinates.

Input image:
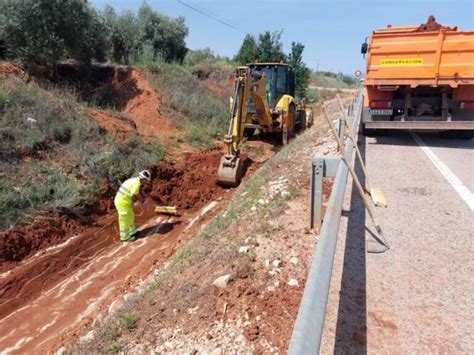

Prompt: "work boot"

[121,236,136,243]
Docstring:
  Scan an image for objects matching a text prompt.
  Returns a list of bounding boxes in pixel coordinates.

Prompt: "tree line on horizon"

[0,0,311,96]
[0,0,188,67]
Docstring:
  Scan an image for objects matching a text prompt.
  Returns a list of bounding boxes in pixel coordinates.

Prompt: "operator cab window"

[275,66,288,96]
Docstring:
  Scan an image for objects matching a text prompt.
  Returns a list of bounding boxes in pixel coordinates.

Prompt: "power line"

[177,0,250,35]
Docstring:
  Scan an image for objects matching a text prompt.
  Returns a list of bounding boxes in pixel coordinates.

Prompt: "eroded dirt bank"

[0,149,239,353]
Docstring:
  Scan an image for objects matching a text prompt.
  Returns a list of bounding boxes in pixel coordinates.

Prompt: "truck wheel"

[361,122,376,136]
[458,130,474,140]
[441,130,474,140]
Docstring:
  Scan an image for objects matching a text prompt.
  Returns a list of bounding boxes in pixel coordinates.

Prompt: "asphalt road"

[321,131,473,353]
[415,132,474,193]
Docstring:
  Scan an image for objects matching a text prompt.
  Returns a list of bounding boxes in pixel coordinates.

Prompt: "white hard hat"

[138,170,152,182]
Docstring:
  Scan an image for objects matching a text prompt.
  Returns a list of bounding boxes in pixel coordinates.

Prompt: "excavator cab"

[248,63,295,108]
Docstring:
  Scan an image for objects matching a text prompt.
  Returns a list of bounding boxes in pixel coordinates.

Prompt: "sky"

[89,0,474,75]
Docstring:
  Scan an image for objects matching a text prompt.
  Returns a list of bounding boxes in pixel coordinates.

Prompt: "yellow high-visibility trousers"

[114,201,137,241]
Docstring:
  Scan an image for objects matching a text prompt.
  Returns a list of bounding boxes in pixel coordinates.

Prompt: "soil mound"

[54,64,176,140]
[0,198,113,271]
[0,61,29,82]
[122,68,177,139]
[148,149,223,212]
[88,109,137,142]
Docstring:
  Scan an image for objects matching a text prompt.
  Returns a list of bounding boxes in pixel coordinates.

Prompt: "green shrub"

[306,88,320,103]
[102,3,188,65]
[184,48,215,67]
[120,313,136,330]
[184,121,216,148]
[0,169,81,229]
[1,0,107,67]
[311,72,356,89]
[0,86,9,109]
[104,326,119,341]
[146,63,228,146]
[151,138,166,161]
[0,80,99,159]
[108,342,121,354]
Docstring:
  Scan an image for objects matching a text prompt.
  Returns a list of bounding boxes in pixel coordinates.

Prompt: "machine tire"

[296,110,306,132]
[283,104,296,145]
[244,127,256,137]
[307,110,314,128]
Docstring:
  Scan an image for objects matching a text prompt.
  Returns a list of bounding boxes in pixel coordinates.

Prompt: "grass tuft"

[120,312,136,331]
[105,326,120,341]
[107,342,122,354]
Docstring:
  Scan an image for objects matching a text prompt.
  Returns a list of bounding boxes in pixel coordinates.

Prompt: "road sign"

[355,69,362,77]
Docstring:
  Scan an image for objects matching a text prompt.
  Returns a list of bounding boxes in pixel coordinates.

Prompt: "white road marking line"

[411,132,474,211]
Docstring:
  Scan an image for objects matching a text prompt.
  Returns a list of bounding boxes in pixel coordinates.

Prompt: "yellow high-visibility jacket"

[114,177,141,206]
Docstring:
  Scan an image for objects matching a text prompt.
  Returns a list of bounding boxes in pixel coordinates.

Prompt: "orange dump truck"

[361,16,474,134]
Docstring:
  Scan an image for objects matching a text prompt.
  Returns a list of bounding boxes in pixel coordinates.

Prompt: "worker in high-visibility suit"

[114,170,152,242]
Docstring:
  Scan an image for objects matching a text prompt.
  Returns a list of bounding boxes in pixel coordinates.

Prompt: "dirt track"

[0,150,240,353]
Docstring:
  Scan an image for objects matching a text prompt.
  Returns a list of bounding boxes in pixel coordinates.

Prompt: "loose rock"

[288,278,299,287]
[239,246,250,254]
[213,274,232,289]
[78,330,95,344]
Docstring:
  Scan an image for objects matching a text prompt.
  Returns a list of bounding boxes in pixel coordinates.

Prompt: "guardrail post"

[310,158,324,230]
[338,118,345,147]
[310,157,341,230]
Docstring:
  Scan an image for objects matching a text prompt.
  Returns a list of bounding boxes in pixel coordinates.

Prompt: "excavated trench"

[0,149,253,353]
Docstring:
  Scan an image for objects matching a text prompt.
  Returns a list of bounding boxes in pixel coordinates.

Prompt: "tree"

[234,31,286,64]
[0,0,108,67]
[184,48,215,66]
[234,35,257,64]
[103,6,140,64]
[137,2,188,63]
[287,42,310,98]
[256,31,286,63]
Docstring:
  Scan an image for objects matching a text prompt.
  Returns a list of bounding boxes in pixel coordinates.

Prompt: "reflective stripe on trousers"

[115,201,136,241]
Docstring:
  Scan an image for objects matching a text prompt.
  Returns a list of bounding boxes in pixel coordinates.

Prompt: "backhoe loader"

[217,63,307,186]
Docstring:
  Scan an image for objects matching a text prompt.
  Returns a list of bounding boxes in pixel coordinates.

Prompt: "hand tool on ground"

[323,107,389,253]
[336,94,387,208]
[155,206,179,216]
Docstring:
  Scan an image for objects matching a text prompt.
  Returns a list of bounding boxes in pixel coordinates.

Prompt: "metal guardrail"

[288,89,363,354]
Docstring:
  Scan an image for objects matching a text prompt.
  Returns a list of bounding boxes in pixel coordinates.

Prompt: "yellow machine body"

[217,63,306,186]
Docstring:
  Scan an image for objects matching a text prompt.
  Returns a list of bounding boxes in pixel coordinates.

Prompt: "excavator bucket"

[217,156,243,187]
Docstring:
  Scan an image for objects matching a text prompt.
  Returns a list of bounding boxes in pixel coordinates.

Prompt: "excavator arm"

[217,66,271,186]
